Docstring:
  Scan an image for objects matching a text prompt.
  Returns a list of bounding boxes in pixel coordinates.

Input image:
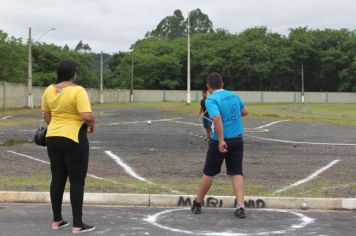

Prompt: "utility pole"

[301,64,305,104]
[100,51,104,104]
[27,27,55,109]
[186,11,191,104]
[27,27,33,109]
[130,51,134,103]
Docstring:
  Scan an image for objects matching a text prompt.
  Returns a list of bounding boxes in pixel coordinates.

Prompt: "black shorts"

[203,136,244,176]
[202,116,212,129]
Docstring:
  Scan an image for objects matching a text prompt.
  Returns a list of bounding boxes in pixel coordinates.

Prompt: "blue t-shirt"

[205,89,245,140]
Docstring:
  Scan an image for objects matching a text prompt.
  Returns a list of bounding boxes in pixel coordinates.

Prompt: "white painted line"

[245,128,269,133]
[105,150,147,182]
[145,208,314,236]
[7,150,50,165]
[245,134,356,146]
[166,120,201,126]
[108,117,182,126]
[275,160,340,193]
[90,146,101,150]
[7,150,106,181]
[19,129,36,132]
[255,120,289,129]
[90,141,102,144]
[1,115,12,120]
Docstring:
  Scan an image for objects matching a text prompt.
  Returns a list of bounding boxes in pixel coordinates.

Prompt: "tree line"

[1,9,355,92]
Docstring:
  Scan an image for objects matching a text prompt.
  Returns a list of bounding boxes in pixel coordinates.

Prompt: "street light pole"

[130,51,134,103]
[100,51,104,104]
[37,28,56,42]
[187,11,191,104]
[301,64,305,104]
[27,27,33,109]
[27,27,56,109]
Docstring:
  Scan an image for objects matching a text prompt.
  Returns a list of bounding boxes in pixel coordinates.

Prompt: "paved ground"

[0,204,355,236]
[1,104,356,196]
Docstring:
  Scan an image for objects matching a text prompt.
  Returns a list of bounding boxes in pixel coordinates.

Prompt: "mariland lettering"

[177,196,266,208]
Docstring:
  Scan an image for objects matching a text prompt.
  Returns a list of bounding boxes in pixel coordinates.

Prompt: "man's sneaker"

[234,207,246,218]
[72,223,96,234]
[191,200,202,214]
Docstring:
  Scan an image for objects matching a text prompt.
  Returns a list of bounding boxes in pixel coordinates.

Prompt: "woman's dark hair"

[56,59,77,83]
[206,72,223,89]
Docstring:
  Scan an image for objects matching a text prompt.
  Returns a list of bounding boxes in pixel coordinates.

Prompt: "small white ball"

[299,201,309,210]
[147,120,151,125]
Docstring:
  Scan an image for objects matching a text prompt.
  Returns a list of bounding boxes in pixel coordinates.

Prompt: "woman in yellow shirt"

[41,59,95,234]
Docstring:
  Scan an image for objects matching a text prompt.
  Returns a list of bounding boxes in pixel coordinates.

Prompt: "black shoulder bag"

[34,113,47,146]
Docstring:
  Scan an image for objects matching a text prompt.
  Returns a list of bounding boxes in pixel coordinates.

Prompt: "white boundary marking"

[275,160,340,193]
[107,117,182,126]
[144,208,315,236]
[245,134,356,146]
[1,115,12,120]
[7,150,106,180]
[166,120,202,126]
[173,119,289,133]
[255,120,289,129]
[105,150,147,182]
[19,129,36,132]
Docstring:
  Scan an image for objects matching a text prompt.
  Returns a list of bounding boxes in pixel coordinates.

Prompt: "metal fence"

[1,81,355,109]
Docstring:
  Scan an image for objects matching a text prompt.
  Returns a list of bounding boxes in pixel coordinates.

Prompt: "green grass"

[272,181,356,198]
[3,174,353,198]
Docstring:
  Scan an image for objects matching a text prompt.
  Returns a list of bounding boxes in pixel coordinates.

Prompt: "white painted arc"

[275,160,340,193]
[144,208,315,236]
[104,150,147,182]
[7,150,106,181]
[245,134,356,146]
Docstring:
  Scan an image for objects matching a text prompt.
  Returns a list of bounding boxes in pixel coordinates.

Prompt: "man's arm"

[241,107,248,117]
[213,115,227,153]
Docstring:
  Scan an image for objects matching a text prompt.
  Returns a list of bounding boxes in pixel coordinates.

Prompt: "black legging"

[46,124,89,227]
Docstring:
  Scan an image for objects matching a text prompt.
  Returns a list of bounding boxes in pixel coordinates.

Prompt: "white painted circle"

[144,208,314,236]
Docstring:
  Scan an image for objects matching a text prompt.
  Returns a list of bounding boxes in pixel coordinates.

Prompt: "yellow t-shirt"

[41,84,92,143]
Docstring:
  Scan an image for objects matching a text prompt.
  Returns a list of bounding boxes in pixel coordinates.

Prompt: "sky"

[1,0,355,54]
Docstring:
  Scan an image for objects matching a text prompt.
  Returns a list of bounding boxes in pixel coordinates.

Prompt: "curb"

[0,192,355,210]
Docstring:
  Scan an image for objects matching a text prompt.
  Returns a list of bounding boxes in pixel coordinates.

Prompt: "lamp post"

[186,11,191,104]
[100,51,104,104]
[27,27,33,108]
[130,50,134,103]
[301,64,305,104]
[27,27,56,108]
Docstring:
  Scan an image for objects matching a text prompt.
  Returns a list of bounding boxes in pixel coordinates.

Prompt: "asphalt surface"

[0,204,355,236]
[1,105,356,196]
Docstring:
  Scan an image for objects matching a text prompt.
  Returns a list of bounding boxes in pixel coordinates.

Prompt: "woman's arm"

[43,111,51,125]
[80,112,95,133]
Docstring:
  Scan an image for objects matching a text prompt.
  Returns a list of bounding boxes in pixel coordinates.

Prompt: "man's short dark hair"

[202,89,207,93]
[206,72,223,89]
[57,59,77,83]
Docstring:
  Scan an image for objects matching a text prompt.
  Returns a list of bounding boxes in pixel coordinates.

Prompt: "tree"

[74,40,91,53]
[186,8,214,34]
[146,10,185,39]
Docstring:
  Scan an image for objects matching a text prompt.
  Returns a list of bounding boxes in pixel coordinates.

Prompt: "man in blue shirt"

[191,72,248,218]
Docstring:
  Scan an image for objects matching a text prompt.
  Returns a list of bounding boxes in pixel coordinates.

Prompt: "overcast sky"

[1,0,355,54]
